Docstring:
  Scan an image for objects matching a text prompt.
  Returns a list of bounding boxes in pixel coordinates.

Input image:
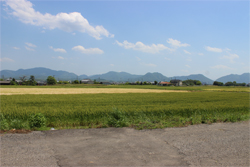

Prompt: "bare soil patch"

[0,88,188,95]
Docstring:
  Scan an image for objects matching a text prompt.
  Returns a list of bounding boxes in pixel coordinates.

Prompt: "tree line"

[213,81,247,86]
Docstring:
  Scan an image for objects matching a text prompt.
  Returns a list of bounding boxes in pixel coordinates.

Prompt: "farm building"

[100,82,111,85]
[37,81,47,86]
[158,81,171,86]
[0,81,11,85]
[170,79,182,86]
[81,79,94,84]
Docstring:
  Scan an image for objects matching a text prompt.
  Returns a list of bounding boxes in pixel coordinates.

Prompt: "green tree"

[10,78,17,85]
[154,81,158,85]
[46,76,57,85]
[213,81,223,86]
[196,81,202,85]
[225,82,234,86]
[73,80,79,84]
[0,78,4,81]
[29,75,37,86]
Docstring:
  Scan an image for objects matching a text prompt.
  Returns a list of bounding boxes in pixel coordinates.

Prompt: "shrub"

[107,108,128,127]
[28,113,46,128]
[10,119,29,129]
[0,113,9,130]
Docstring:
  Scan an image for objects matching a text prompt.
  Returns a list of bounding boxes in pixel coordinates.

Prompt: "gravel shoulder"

[1,121,249,166]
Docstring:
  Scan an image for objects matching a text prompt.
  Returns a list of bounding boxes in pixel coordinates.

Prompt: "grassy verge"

[1,92,249,130]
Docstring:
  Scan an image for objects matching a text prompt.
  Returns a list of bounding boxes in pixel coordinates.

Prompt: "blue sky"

[1,0,249,80]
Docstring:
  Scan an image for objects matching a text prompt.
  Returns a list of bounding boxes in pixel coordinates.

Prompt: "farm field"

[1,88,249,130]
[1,84,249,92]
[0,88,188,95]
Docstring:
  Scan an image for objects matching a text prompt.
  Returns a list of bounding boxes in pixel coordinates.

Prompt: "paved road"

[1,121,249,166]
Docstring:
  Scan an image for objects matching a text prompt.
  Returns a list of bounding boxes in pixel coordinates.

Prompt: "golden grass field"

[0,88,189,95]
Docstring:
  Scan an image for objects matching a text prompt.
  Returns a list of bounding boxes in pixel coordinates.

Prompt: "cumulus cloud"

[13,47,20,50]
[25,42,36,48]
[221,53,239,63]
[25,46,35,51]
[185,65,190,68]
[0,57,14,62]
[210,65,232,70]
[49,46,67,53]
[72,45,104,54]
[116,40,172,54]
[58,56,64,60]
[3,0,113,40]
[25,42,36,51]
[198,53,204,56]
[205,46,222,52]
[184,50,191,55]
[167,38,190,47]
[165,57,171,60]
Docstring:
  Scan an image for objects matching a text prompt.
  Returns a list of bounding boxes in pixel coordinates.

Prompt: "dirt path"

[1,121,249,166]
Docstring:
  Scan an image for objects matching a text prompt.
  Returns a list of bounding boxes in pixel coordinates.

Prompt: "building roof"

[0,81,11,84]
[159,82,171,84]
[81,79,92,82]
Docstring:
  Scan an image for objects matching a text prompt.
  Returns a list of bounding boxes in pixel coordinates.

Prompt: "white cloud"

[167,38,190,47]
[0,57,14,62]
[205,46,222,53]
[49,46,67,53]
[110,64,114,66]
[164,57,171,60]
[58,56,64,60]
[13,47,20,50]
[210,65,232,70]
[25,46,35,51]
[72,45,104,54]
[198,53,204,56]
[221,53,239,63]
[186,58,192,61]
[4,0,113,40]
[25,42,36,48]
[184,50,191,55]
[185,65,190,68]
[136,57,141,61]
[116,40,171,54]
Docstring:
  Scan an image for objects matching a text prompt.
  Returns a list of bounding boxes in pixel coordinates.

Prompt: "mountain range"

[0,67,249,84]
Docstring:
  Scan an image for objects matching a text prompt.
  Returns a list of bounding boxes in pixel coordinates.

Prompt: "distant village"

[0,75,249,87]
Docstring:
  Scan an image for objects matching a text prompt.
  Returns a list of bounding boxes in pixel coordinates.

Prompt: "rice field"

[1,85,249,92]
[0,88,188,95]
[1,89,249,130]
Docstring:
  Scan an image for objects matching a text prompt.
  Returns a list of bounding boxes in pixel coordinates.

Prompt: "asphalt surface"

[1,121,249,166]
